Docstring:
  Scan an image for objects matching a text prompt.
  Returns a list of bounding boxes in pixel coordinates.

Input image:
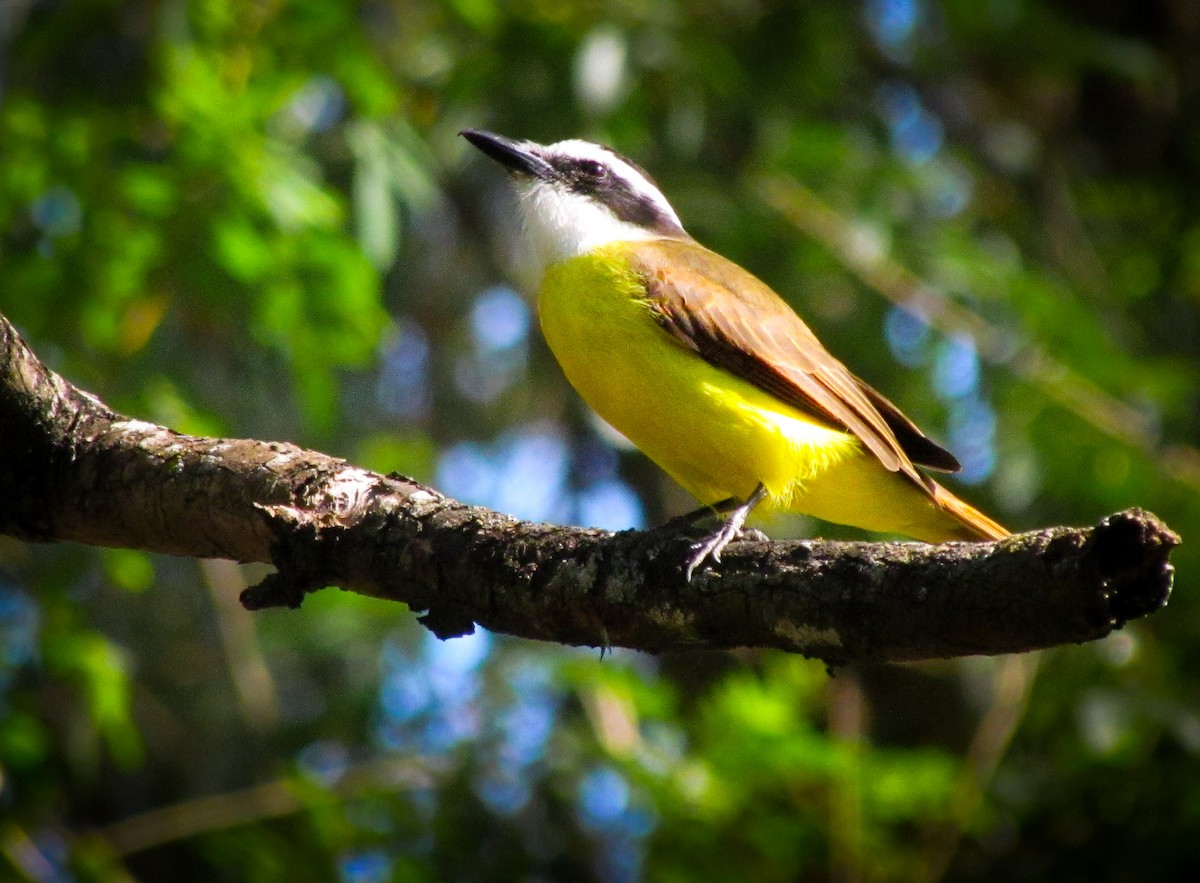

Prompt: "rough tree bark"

[0,313,1178,665]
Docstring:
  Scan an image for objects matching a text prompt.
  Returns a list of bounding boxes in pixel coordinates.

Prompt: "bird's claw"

[684,520,746,581]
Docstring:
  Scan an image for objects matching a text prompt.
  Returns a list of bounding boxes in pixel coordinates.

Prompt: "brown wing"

[631,240,959,484]
[856,381,961,472]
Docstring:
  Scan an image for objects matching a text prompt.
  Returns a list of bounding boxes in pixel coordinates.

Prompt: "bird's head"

[461,129,689,268]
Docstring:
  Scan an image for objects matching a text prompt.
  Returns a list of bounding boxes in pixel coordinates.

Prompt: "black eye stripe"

[548,149,687,238]
[560,157,607,183]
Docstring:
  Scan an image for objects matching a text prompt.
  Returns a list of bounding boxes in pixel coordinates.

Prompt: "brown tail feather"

[931,483,1010,541]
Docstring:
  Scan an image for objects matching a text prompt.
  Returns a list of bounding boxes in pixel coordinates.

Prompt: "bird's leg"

[662,495,740,532]
[683,483,769,581]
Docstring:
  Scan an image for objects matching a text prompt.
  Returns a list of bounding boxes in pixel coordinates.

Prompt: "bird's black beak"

[460,129,555,180]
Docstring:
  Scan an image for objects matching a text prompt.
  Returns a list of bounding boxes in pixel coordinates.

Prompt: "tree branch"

[1,313,1178,665]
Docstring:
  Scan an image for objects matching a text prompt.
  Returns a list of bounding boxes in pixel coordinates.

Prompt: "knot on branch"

[1085,507,1179,625]
[240,503,341,610]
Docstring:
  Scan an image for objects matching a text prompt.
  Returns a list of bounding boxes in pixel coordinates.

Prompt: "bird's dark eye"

[576,159,606,179]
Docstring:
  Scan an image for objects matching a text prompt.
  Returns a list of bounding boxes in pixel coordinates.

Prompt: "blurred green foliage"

[2,0,1199,880]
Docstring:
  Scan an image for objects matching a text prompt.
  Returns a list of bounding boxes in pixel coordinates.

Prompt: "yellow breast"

[536,243,863,510]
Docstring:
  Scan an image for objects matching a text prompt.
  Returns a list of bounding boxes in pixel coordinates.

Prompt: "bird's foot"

[682,484,769,581]
[684,520,743,581]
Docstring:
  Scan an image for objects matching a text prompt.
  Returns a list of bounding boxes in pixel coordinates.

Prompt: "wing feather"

[632,240,958,485]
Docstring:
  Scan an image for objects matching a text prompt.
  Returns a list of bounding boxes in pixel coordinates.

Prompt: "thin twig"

[95,757,437,856]
[922,653,1041,881]
[200,559,280,734]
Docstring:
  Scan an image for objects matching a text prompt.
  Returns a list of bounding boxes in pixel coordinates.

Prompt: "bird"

[461,129,1009,579]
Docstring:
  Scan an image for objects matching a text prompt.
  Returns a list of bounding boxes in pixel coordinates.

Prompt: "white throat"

[515,180,667,270]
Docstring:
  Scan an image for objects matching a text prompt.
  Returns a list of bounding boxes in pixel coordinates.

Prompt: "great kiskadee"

[462,129,1009,578]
